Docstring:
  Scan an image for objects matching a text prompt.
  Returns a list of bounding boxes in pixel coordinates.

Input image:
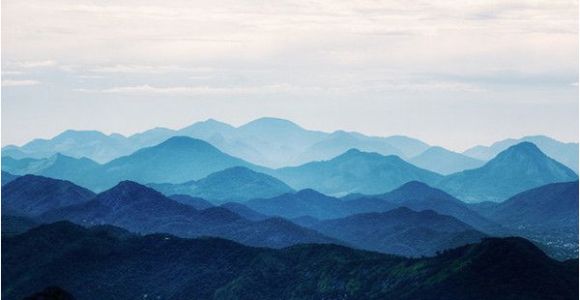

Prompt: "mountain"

[127,127,175,148]
[245,189,347,219]
[220,202,268,221]
[438,142,578,202]
[294,131,404,164]
[273,149,443,195]
[237,117,326,149]
[311,207,486,257]
[168,194,214,210]
[382,135,431,158]
[2,137,268,192]
[1,215,39,236]
[102,136,258,184]
[40,181,336,249]
[2,175,95,217]
[176,119,267,167]
[3,118,435,169]
[149,167,293,203]
[93,136,263,191]
[1,171,18,186]
[4,222,576,300]
[234,117,328,167]
[246,188,403,221]
[374,181,500,233]
[488,181,579,230]
[410,146,485,174]
[479,181,579,259]
[250,181,501,235]
[1,154,101,189]
[178,118,236,138]
[463,135,579,172]
[2,130,133,163]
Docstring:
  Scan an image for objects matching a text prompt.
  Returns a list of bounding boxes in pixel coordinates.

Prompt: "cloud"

[10,60,57,68]
[75,84,296,96]
[88,64,213,74]
[2,79,41,87]
[74,78,484,96]
[1,70,24,75]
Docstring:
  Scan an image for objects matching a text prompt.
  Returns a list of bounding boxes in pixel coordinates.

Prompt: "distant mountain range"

[4,138,577,205]
[2,154,103,189]
[149,166,294,204]
[2,118,579,300]
[3,137,264,191]
[1,173,509,258]
[366,181,501,233]
[310,207,486,257]
[5,117,576,172]
[272,148,443,195]
[2,175,95,217]
[470,181,579,260]
[463,135,579,172]
[410,146,485,175]
[437,142,578,202]
[483,181,579,231]
[246,181,500,234]
[36,180,338,249]
[246,189,348,220]
[3,221,577,300]
[1,117,429,168]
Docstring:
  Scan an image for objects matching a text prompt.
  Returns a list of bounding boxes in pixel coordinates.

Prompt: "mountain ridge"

[437,142,578,202]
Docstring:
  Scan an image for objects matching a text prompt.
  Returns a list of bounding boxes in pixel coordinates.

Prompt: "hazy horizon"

[2,116,578,152]
[2,0,578,150]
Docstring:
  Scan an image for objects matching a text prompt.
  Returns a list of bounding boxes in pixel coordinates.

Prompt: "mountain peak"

[96,180,169,208]
[241,117,302,130]
[193,118,233,128]
[385,180,458,202]
[335,148,403,163]
[295,188,327,198]
[155,136,217,151]
[104,180,167,199]
[344,148,362,155]
[439,141,578,202]
[503,141,543,155]
[395,180,431,191]
[112,180,148,191]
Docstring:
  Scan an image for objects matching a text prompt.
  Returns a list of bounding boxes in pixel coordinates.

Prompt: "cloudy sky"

[2,0,578,150]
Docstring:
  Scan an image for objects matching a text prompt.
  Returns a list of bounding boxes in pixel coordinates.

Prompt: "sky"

[1,0,578,151]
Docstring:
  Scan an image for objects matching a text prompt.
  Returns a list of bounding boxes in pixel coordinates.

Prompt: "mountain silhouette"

[410,146,485,174]
[2,154,101,189]
[476,181,579,259]
[39,181,336,249]
[311,207,486,257]
[273,148,443,195]
[1,171,18,186]
[2,175,95,217]
[375,181,501,233]
[438,142,578,202]
[463,135,578,172]
[245,189,346,219]
[294,130,404,164]
[3,221,576,300]
[149,166,293,203]
[2,117,437,169]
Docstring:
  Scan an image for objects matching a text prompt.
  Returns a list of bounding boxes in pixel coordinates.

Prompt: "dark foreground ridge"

[3,222,578,300]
